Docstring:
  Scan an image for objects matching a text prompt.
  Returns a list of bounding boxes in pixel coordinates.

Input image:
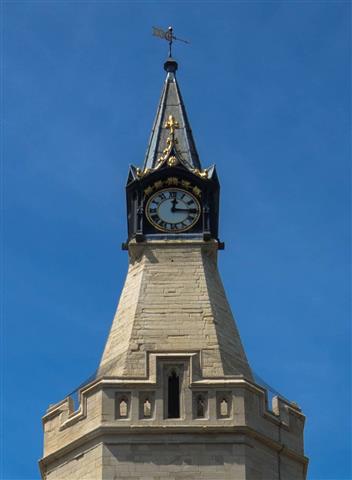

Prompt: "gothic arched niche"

[115,392,131,419]
[196,394,206,418]
[119,398,128,418]
[143,398,152,417]
[220,398,228,417]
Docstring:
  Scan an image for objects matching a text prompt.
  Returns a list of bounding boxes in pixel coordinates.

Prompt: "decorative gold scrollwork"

[144,185,154,196]
[192,168,208,179]
[192,186,202,197]
[157,115,180,166]
[136,167,151,178]
[143,178,202,199]
[166,177,179,186]
[167,156,178,167]
[135,114,208,180]
[157,137,173,165]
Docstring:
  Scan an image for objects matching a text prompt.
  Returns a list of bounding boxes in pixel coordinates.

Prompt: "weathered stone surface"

[40,242,307,479]
[45,442,103,479]
[99,240,253,380]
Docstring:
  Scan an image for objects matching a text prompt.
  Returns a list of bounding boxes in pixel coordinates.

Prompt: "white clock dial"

[146,188,201,232]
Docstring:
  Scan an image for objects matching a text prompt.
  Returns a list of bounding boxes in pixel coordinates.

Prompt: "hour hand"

[171,198,178,212]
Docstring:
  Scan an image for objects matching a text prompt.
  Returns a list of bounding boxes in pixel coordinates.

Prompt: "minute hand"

[173,208,198,214]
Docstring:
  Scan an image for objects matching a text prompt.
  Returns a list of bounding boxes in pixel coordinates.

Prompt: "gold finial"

[165,115,179,135]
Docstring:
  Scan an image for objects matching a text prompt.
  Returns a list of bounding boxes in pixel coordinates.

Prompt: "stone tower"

[39,56,308,479]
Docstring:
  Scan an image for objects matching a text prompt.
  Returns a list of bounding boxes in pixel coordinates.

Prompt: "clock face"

[146,188,201,232]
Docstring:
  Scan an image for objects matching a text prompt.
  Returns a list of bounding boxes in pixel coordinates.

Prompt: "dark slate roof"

[143,58,202,171]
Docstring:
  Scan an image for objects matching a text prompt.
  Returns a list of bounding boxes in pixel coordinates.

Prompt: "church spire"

[143,57,202,172]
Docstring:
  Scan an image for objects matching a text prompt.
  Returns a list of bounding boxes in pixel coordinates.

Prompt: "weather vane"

[152,26,190,57]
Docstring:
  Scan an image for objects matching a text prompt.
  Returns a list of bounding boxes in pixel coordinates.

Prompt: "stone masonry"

[99,240,252,379]
[39,240,308,479]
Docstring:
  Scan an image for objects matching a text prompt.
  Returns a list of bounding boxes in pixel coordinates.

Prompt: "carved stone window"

[196,394,206,418]
[139,391,155,419]
[115,392,131,419]
[143,399,152,417]
[168,369,180,418]
[119,398,128,417]
[220,398,228,417]
[216,391,232,418]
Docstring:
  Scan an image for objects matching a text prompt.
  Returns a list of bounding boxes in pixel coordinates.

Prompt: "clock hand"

[172,208,198,214]
[171,197,178,212]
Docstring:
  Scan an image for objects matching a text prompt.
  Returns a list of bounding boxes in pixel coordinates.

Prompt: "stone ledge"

[39,425,309,477]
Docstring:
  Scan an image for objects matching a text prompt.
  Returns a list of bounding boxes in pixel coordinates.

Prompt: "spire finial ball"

[164,57,178,73]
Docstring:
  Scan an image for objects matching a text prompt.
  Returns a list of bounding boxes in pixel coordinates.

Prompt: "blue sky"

[2,1,350,479]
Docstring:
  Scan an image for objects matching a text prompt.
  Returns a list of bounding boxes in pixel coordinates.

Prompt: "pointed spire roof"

[143,58,201,172]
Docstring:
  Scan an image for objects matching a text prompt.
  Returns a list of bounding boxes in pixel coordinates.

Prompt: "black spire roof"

[143,58,202,172]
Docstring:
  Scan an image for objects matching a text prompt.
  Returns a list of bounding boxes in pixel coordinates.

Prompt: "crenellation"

[42,353,305,476]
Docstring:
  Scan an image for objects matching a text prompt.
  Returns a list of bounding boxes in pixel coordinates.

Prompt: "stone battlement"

[41,353,306,476]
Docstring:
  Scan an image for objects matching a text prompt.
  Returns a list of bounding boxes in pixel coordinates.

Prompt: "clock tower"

[39,56,308,479]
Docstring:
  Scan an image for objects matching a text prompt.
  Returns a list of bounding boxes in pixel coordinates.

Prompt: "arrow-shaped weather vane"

[152,26,190,57]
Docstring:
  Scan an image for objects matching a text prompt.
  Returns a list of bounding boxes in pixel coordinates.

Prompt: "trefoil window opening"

[143,399,152,417]
[119,398,128,418]
[220,398,229,417]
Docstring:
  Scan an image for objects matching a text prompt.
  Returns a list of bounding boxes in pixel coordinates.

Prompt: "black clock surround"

[125,164,220,243]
